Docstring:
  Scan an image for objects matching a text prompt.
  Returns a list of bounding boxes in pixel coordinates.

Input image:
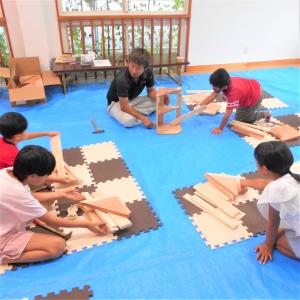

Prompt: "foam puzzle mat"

[173,161,300,250]
[183,90,288,113]
[34,284,93,300]
[0,141,161,274]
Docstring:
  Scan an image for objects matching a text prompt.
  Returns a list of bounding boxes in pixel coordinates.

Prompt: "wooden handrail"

[57,13,190,21]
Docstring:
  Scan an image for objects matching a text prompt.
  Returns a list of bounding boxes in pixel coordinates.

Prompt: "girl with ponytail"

[240,141,300,264]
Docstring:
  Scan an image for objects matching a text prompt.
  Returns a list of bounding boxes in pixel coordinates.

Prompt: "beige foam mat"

[191,212,252,249]
[81,141,121,163]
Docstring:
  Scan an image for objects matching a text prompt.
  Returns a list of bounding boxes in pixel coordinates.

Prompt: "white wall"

[3,0,61,70]
[189,0,300,65]
[3,0,300,69]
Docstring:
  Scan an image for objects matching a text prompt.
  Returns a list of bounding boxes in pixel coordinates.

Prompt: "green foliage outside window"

[0,28,9,66]
[64,0,187,56]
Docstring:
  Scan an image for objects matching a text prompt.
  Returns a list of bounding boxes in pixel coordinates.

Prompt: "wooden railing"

[55,2,191,70]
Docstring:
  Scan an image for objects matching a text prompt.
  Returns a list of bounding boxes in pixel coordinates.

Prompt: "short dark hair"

[0,112,28,139]
[128,48,151,68]
[209,68,230,89]
[13,145,56,182]
[254,141,300,182]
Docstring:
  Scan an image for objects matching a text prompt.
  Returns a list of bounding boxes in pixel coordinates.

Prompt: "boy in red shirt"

[0,112,58,170]
[202,68,270,135]
[0,112,70,185]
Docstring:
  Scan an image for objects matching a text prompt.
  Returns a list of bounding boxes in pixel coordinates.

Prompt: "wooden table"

[51,54,189,94]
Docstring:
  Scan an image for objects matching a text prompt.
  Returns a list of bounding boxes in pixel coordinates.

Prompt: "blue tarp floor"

[0,67,299,299]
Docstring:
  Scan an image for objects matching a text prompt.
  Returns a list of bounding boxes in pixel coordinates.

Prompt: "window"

[58,0,188,14]
[61,0,123,13]
[56,0,191,67]
[0,0,12,66]
[128,0,184,12]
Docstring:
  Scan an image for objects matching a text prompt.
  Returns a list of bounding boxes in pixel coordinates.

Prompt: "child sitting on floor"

[239,141,300,264]
[0,111,69,185]
[201,68,270,135]
[0,145,108,264]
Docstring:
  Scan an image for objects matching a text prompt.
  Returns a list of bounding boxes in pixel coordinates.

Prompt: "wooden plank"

[50,135,65,178]
[151,18,154,58]
[202,103,220,115]
[80,196,131,218]
[205,173,240,200]
[194,182,243,218]
[80,205,106,225]
[194,182,231,201]
[112,19,116,64]
[176,90,182,119]
[231,120,271,133]
[177,17,182,56]
[183,194,239,229]
[141,18,145,49]
[157,123,182,135]
[169,18,172,65]
[101,19,105,59]
[121,18,125,59]
[230,122,267,139]
[170,105,206,125]
[94,210,119,233]
[157,105,180,115]
[231,125,266,140]
[107,213,132,230]
[270,124,300,142]
[157,87,181,96]
[131,18,135,48]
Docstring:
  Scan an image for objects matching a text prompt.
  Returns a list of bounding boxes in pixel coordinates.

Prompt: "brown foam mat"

[173,171,267,249]
[233,114,300,148]
[63,147,85,166]
[235,201,266,237]
[89,158,131,183]
[116,200,161,239]
[35,285,93,300]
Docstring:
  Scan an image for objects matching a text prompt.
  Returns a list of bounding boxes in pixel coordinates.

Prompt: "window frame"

[57,0,190,16]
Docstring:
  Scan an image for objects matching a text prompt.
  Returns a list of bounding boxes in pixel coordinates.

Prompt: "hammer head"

[92,128,105,134]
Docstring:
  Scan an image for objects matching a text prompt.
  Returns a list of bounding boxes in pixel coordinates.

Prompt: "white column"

[3,0,61,70]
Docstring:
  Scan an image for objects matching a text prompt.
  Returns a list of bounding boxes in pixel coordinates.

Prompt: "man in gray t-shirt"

[107,48,169,128]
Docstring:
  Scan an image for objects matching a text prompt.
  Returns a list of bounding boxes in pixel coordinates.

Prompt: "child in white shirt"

[0,145,107,264]
[240,141,300,264]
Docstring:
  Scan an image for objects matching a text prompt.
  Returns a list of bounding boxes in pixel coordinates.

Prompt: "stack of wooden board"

[80,192,132,233]
[270,124,300,142]
[183,173,244,229]
[230,120,300,142]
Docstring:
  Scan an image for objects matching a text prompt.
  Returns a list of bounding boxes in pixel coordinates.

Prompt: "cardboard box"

[7,57,61,106]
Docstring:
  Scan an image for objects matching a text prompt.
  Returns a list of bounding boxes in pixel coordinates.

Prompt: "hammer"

[90,118,104,134]
[34,219,72,240]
